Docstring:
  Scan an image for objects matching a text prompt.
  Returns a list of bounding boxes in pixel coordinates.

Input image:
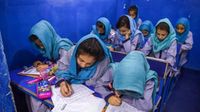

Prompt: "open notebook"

[51,84,106,112]
[18,66,40,78]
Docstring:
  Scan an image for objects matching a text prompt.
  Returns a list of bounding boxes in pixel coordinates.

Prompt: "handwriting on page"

[51,84,106,112]
[51,84,94,104]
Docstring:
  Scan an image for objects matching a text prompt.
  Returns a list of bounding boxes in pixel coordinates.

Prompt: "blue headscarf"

[61,34,113,84]
[134,12,140,25]
[152,18,177,53]
[139,20,154,43]
[117,15,144,49]
[175,17,190,43]
[129,5,140,24]
[112,51,158,102]
[29,20,73,61]
[91,17,111,40]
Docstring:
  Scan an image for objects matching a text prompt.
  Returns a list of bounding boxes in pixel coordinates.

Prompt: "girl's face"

[34,39,45,50]
[176,24,185,34]
[141,30,149,37]
[129,10,136,19]
[77,53,96,68]
[97,26,105,35]
[119,26,130,36]
[156,29,168,41]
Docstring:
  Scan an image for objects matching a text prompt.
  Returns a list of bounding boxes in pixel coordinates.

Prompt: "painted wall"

[0,0,200,70]
[0,31,16,111]
[0,0,118,70]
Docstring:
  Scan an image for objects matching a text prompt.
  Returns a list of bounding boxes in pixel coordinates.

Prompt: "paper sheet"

[51,84,94,105]
[105,101,144,112]
[51,84,106,112]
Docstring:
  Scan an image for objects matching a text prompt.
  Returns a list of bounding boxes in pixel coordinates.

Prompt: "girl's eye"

[79,58,84,62]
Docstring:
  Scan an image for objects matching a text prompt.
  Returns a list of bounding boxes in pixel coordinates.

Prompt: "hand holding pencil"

[108,91,122,106]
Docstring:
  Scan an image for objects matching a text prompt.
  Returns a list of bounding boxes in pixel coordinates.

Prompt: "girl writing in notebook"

[95,51,158,111]
[28,20,73,112]
[55,34,113,97]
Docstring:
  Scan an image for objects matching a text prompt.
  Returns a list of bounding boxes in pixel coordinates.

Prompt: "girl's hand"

[108,46,114,51]
[48,70,54,76]
[125,30,131,40]
[33,61,43,67]
[108,95,122,106]
[60,81,73,97]
[36,64,49,72]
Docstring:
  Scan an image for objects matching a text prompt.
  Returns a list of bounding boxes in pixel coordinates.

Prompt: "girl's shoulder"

[188,31,193,37]
[171,39,178,45]
[62,45,75,57]
[134,30,143,36]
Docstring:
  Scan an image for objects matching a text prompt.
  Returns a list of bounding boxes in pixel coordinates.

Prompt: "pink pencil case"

[36,80,52,99]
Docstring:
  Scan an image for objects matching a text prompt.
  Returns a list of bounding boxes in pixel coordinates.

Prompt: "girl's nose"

[80,62,86,68]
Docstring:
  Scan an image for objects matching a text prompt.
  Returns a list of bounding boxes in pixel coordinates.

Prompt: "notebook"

[51,84,106,112]
[18,66,40,78]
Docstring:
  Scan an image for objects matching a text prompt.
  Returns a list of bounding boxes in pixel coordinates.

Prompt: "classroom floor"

[166,68,200,112]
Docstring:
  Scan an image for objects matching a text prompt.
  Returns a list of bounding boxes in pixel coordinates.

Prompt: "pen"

[61,104,67,111]
[48,76,56,82]
[27,77,43,84]
[109,86,123,98]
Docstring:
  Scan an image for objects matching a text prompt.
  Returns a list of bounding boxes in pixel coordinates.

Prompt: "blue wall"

[0,0,200,70]
[0,31,16,111]
[0,0,119,70]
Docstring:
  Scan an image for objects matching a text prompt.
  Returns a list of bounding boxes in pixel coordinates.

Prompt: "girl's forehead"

[129,10,136,13]
[157,28,168,34]
[78,54,96,63]
[120,26,129,30]
[177,24,185,27]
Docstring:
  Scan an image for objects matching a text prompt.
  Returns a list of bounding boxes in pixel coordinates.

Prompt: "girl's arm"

[55,47,75,97]
[166,40,177,67]
[94,66,114,99]
[122,34,139,53]
[131,80,154,111]
[141,38,152,56]
[108,29,118,45]
[181,31,193,51]
[108,30,121,51]
[55,46,75,84]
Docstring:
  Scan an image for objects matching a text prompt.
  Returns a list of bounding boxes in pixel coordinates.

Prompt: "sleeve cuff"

[122,38,130,43]
[105,93,115,102]
[55,79,70,87]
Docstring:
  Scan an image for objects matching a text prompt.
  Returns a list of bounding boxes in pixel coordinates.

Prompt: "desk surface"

[10,69,54,108]
[10,70,108,111]
[10,69,105,110]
